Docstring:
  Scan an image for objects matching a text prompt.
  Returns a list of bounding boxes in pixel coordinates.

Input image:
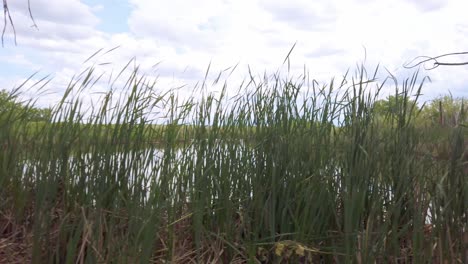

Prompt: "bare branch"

[2,0,38,47]
[2,0,17,47]
[28,0,38,30]
[404,52,468,70]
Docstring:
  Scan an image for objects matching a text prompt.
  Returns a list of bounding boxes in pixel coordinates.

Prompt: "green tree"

[0,89,51,122]
[419,95,467,127]
[373,94,419,123]
[0,89,18,112]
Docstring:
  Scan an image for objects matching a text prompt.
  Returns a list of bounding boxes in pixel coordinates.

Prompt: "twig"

[2,0,16,47]
[403,52,468,70]
[28,0,38,30]
[2,0,38,47]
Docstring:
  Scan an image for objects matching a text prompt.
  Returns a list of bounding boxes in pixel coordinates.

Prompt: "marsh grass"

[0,62,467,263]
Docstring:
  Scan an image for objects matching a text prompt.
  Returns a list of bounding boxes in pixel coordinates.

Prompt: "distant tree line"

[0,89,51,122]
[373,94,466,128]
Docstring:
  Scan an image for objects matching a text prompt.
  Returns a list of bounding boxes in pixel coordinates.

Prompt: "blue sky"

[81,0,131,33]
[1,0,468,107]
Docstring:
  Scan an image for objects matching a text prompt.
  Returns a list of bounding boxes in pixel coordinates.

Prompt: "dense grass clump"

[0,62,466,263]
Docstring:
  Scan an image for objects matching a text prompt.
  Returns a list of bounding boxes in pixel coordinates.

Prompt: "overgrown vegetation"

[0,89,51,122]
[0,62,466,263]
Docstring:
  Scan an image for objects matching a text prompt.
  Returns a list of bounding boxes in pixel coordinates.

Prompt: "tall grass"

[0,62,466,263]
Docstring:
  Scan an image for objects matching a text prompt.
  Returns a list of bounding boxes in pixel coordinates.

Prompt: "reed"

[0,61,466,263]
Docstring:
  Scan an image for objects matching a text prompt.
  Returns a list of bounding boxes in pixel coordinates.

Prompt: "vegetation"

[0,89,52,122]
[0,62,467,263]
[419,95,467,127]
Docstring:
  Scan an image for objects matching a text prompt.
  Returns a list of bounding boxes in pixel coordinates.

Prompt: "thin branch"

[1,1,5,47]
[2,0,16,47]
[28,0,38,30]
[2,0,38,47]
[404,52,468,70]
[433,61,468,66]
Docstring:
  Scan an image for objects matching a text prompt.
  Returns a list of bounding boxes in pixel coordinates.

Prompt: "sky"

[0,0,468,108]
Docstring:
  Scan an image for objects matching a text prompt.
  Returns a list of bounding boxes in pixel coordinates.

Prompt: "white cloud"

[1,0,468,109]
[407,0,447,12]
[8,0,99,26]
[259,0,337,31]
[1,53,37,68]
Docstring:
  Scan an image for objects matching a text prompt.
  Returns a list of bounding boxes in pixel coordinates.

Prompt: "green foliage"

[374,94,417,115]
[0,64,466,263]
[419,95,467,127]
[373,94,420,126]
[0,89,18,112]
[0,89,52,122]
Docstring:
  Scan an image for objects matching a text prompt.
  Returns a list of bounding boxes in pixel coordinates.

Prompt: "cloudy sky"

[1,0,467,107]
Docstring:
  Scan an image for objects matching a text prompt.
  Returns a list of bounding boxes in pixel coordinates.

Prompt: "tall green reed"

[0,61,466,263]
